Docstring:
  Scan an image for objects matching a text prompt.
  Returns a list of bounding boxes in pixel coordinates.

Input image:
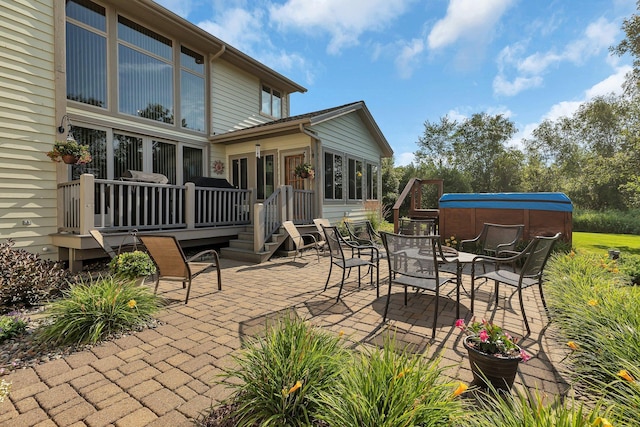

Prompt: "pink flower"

[520,350,531,362]
[455,319,465,330]
[479,330,489,342]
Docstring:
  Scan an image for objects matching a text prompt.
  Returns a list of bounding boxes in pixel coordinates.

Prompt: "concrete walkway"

[0,253,570,426]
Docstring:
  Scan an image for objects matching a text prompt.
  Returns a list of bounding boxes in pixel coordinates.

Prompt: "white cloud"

[268,0,413,54]
[427,0,514,50]
[585,65,632,98]
[197,8,266,53]
[396,152,416,167]
[494,17,619,97]
[395,39,425,79]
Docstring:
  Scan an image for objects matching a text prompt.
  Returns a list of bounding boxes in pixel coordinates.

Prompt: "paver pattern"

[0,253,570,426]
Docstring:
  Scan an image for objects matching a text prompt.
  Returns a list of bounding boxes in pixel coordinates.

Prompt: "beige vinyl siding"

[313,111,383,221]
[211,60,271,135]
[0,0,58,256]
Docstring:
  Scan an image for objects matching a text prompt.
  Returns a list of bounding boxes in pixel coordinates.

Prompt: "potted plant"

[108,250,156,284]
[456,318,530,390]
[46,140,92,165]
[294,163,314,179]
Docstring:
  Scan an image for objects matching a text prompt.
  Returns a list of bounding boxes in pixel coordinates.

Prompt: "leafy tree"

[381,157,399,220]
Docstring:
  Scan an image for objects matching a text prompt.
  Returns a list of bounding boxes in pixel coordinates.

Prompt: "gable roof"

[210,101,394,157]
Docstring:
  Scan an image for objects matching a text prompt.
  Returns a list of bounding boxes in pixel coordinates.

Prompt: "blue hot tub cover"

[439,192,572,212]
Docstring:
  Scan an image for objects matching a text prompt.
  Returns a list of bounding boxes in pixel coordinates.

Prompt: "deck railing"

[58,174,253,234]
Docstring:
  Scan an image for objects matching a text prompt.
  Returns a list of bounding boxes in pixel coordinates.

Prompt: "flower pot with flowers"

[294,163,314,179]
[108,250,156,285]
[47,140,92,165]
[456,318,530,390]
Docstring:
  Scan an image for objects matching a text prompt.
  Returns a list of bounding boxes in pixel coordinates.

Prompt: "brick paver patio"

[0,253,570,426]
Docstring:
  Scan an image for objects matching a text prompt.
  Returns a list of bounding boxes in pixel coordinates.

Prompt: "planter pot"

[299,172,309,178]
[61,154,78,164]
[463,336,522,390]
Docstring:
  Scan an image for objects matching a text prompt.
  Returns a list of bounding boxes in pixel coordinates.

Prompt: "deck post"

[185,182,195,229]
[284,185,293,221]
[79,174,95,235]
[254,203,265,252]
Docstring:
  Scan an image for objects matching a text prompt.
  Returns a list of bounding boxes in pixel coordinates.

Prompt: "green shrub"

[544,251,640,424]
[0,239,70,311]
[37,276,161,345]
[573,209,640,234]
[108,250,156,280]
[618,253,640,285]
[314,335,463,427]
[0,312,27,343]
[466,386,614,427]
[221,315,349,426]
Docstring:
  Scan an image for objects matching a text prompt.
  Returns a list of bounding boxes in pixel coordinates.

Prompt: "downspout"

[299,124,322,219]
[211,44,226,60]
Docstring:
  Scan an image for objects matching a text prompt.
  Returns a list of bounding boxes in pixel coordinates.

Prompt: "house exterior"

[0,0,392,267]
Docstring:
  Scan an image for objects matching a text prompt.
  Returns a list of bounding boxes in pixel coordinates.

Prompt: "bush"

[0,312,27,343]
[0,239,70,311]
[544,251,640,424]
[220,315,350,426]
[314,335,463,427]
[618,253,640,285]
[37,276,161,345]
[573,209,640,234]
[108,250,156,280]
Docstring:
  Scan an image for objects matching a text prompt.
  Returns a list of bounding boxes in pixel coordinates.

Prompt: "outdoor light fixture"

[255,143,261,159]
[57,115,71,134]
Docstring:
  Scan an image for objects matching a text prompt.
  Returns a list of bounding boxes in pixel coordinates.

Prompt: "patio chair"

[89,229,117,259]
[460,223,524,257]
[138,235,221,304]
[283,221,325,262]
[398,218,437,236]
[322,225,380,300]
[380,232,457,339]
[470,233,561,334]
[345,220,381,245]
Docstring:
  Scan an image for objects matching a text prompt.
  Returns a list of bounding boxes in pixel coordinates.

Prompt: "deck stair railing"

[392,178,443,233]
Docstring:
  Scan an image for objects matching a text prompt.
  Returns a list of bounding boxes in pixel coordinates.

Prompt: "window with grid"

[324,151,344,200]
[348,158,363,200]
[366,163,379,200]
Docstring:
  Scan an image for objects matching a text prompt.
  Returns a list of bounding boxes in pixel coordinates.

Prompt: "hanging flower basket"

[294,163,314,179]
[47,140,92,165]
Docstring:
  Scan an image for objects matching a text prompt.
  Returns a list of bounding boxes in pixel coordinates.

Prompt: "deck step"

[220,246,271,263]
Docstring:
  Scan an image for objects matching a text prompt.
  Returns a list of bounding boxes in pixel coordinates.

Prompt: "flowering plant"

[456,318,530,360]
[294,163,314,178]
[46,140,92,164]
[108,250,156,279]
[444,235,458,248]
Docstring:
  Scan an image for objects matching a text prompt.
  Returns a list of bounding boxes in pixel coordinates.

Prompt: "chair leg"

[336,268,347,301]
[184,279,192,304]
[382,278,393,321]
[153,276,160,295]
[518,286,530,335]
[324,262,333,291]
[432,288,439,339]
[494,280,500,305]
[471,275,476,313]
[375,260,380,298]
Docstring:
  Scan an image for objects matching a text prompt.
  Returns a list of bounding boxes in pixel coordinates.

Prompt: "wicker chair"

[139,235,221,304]
[471,233,561,334]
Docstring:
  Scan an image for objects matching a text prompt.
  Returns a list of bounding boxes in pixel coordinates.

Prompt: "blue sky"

[156,0,636,166]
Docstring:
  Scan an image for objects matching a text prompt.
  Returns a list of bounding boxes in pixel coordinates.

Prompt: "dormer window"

[261,85,282,119]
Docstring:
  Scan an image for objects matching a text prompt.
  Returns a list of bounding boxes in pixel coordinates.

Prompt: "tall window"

[113,134,143,179]
[66,0,107,107]
[261,85,282,119]
[348,158,363,200]
[71,127,107,180]
[232,158,248,189]
[257,154,275,199]
[152,141,176,184]
[366,163,379,200]
[180,46,205,132]
[183,147,203,183]
[324,152,343,200]
[118,16,174,123]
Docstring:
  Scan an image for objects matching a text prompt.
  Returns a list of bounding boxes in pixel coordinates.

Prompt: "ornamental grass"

[544,251,640,425]
[37,275,162,346]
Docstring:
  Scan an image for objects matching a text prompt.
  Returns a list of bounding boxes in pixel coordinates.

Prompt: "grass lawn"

[573,231,640,255]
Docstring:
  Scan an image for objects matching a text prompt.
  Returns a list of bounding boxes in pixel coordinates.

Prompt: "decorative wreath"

[213,160,225,175]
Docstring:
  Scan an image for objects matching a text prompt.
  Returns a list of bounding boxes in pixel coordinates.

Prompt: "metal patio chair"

[380,232,458,339]
[471,233,561,334]
[322,225,380,300]
[139,235,221,304]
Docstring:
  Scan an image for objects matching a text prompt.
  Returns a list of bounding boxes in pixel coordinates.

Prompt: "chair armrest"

[300,233,321,244]
[438,246,459,264]
[187,249,219,263]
